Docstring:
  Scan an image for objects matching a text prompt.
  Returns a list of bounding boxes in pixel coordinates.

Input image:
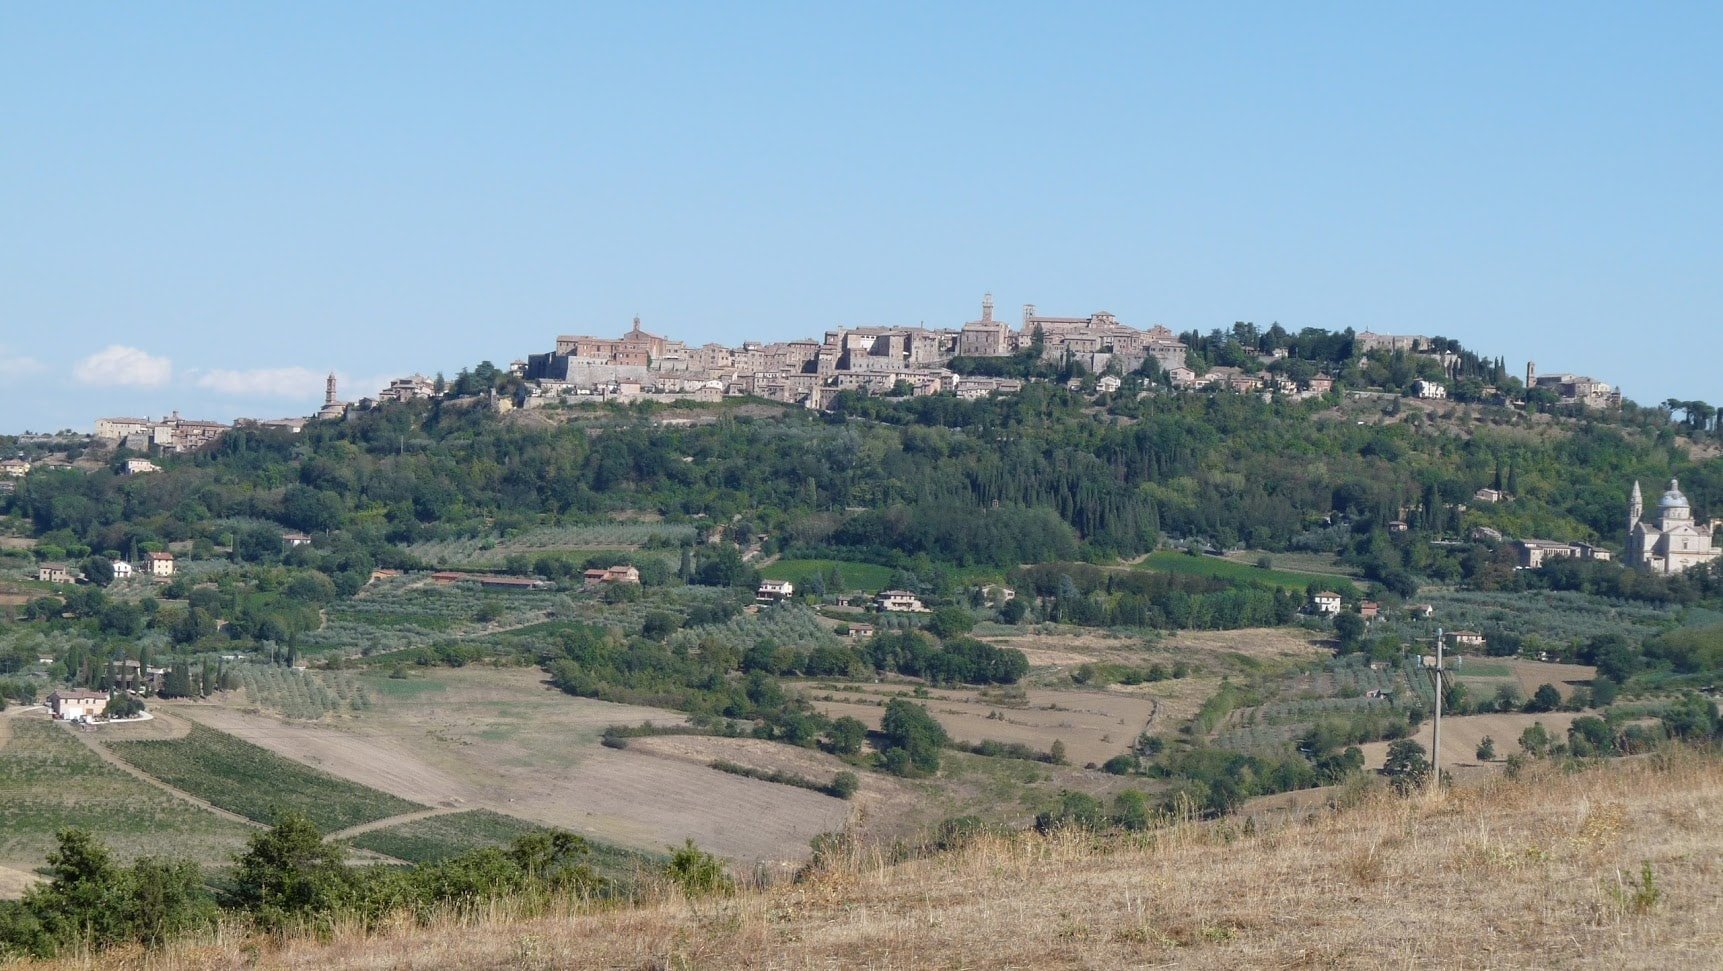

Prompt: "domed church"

[1628,479,1722,574]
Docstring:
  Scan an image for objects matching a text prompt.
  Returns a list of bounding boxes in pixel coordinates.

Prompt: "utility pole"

[1422,627,1449,789]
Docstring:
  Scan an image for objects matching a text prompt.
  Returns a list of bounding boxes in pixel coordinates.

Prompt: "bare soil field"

[172,667,853,866]
[1359,711,1581,777]
[623,735,906,835]
[801,682,1169,768]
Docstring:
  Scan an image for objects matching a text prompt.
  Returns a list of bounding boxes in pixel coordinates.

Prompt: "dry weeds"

[28,750,1721,970]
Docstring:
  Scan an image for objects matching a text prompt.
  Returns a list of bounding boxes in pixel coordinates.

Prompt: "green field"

[1136,551,1356,592]
[110,724,424,832]
[345,809,658,883]
[344,809,546,863]
[758,559,896,593]
[0,719,255,868]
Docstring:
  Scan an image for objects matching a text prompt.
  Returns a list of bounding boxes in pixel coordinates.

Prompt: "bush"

[663,839,733,898]
[877,699,948,777]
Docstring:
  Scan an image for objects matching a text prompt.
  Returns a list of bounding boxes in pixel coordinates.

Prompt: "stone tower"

[325,372,337,407]
[1629,480,1643,536]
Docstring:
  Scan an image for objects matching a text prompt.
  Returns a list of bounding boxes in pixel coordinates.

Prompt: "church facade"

[1627,479,1722,575]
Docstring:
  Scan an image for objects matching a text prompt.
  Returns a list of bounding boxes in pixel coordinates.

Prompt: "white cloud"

[0,345,47,379]
[194,366,328,398]
[73,345,173,388]
[191,367,396,400]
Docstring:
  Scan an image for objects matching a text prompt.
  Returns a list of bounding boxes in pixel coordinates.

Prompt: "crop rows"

[0,720,255,865]
[401,523,697,566]
[110,724,423,832]
[344,809,547,863]
[1210,723,1304,752]
[1372,588,1677,647]
[238,665,374,720]
[667,603,841,654]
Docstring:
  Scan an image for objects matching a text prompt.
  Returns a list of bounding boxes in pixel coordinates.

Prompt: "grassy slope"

[65,751,1722,970]
[757,558,897,593]
[1136,550,1350,591]
[344,809,660,884]
[109,724,423,832]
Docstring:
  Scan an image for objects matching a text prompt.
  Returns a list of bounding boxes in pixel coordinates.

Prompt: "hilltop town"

[62,295,1628,455]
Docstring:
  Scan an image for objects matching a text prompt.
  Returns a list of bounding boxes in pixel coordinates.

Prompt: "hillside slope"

[43,751,1721,970]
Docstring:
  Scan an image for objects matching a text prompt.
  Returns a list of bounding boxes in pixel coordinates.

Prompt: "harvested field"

[1451,657,1597,702]
[801,682,1170,768]
[624,734,901,829]
[1157,627,1331,661]
[981,629,1149,667]
[172,668,854,866]
[1358,711,1581,776]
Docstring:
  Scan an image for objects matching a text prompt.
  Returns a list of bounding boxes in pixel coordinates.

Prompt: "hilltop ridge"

[36,751,1718,970]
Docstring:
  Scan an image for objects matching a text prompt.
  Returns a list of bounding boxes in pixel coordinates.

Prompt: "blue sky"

[2,3,1718,432]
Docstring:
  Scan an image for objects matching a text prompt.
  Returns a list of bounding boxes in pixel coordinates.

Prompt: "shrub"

[663,839,733,898]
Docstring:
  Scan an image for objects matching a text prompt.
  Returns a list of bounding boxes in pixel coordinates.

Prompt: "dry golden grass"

[29,750,1722,970]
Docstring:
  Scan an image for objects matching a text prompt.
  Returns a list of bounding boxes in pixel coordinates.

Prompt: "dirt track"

[69,714,261,829]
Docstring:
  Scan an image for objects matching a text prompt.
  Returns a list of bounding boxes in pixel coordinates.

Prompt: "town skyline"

[0,294,1645,435]
[5,5,1719,429]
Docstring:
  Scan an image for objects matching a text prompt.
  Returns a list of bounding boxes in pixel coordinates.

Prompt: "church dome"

[1659,479,1690,510]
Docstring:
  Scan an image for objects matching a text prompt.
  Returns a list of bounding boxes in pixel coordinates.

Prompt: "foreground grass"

[109,724,423,832]
[33,750,1722,969]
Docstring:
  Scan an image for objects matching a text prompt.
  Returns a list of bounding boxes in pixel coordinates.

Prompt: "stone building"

[1628,479,1722,575]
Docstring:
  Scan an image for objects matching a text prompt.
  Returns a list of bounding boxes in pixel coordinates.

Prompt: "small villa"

[47,689,108,721]
[1310,591,1343,615]
[37,563,74,584]
[756,579,795,603]
[875,590,928,613]
[582,565,641,587]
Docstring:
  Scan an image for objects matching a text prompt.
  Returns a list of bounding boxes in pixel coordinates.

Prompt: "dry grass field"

[47,749,1721,970]
[1157,626,1333,661]
[1359,711,1583,776]
[167,667,853,866]
[800,681,1176,768]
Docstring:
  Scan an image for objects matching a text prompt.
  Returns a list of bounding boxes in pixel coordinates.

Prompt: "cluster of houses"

[37,551,175,585]
[507,298,1341,411]
[753,578,929,617]
[94,413,232,454]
